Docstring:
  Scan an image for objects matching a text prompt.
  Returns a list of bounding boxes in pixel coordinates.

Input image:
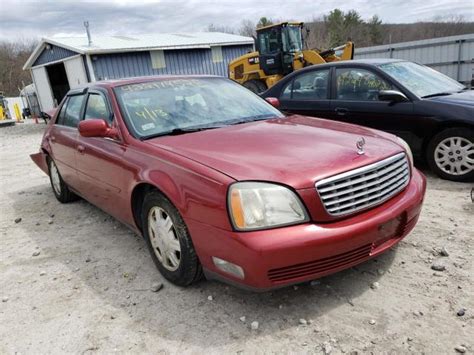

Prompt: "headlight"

[397,137,414,170]
[228,182,309,231]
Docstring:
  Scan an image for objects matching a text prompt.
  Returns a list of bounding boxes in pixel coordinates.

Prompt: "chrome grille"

[316,153,410,216]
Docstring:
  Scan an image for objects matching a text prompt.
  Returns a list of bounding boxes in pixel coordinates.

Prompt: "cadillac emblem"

[356,137,366,155]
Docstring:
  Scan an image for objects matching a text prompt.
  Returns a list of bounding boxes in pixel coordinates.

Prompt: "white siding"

[31,67,55,112]
[150,50,166,69]
[64,56,88,88]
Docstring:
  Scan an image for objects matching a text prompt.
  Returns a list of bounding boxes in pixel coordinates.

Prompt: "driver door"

[328,67,418,146]
[75,90,128,221]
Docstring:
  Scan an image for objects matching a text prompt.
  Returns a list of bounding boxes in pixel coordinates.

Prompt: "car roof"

[292,58,406,73]
[67,74,222,93]
[266,58,407,86]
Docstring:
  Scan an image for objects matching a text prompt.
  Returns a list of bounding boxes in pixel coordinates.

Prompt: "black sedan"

[261,59,474,182]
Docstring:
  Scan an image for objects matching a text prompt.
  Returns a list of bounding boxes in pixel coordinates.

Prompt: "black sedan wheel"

[427,128,474,182]
[141,190,203,286]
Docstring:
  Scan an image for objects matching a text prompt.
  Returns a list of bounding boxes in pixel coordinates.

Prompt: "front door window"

[336,68,392,101]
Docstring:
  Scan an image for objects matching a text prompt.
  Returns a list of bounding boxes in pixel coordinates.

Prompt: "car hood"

[427,90,474,107]
[146,115,404,189]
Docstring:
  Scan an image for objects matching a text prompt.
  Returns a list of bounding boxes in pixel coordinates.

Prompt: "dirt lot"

[0,122,473,354]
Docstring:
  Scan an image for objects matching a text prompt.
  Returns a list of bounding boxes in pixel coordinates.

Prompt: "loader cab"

[256,22,304,76]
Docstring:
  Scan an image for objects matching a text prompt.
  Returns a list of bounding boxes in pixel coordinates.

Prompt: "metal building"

[355,33,474,86]
[23,32,254,112]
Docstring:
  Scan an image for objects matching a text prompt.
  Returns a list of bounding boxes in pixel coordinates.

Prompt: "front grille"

[316,153,410,216]
[268,243,372,282]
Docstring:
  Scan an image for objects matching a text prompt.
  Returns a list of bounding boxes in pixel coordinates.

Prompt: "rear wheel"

[243,80,267,94]
[48,158,78,203]
[427,128,474,182]
[141,190,203,286]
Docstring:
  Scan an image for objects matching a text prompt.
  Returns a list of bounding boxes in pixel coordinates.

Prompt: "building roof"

[24,32,254,70]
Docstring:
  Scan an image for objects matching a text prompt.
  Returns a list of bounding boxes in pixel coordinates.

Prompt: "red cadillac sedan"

[31,76,426,291]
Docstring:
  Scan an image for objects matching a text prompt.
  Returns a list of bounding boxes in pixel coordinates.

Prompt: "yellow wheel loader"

[229,22,354,93]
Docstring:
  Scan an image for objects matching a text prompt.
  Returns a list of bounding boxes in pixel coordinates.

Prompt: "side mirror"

[378,90,408,103]
[78,119,118,139]
[265,97,280,108]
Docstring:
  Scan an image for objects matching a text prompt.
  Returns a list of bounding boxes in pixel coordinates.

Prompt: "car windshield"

[378,61,465,98]
[114,77,283,139]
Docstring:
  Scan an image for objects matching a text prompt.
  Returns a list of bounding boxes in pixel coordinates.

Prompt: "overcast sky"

[0,0,473,41]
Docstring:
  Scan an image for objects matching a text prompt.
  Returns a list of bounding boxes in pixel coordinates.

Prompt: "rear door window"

[62,95,85,128]
[280,69,329,100]
[55,98,69,125]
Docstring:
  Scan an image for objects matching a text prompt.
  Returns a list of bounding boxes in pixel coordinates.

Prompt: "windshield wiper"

[225,114,277,125]
[141,125,224,140]
[422,92,455,98]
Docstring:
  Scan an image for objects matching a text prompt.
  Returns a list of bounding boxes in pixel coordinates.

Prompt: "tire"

[426,128,474,182]
[141,190,203,286]
[243,80,267,94]
[48,158,78,203]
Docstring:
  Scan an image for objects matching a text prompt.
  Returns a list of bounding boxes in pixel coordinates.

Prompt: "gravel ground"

[1,122,473,354]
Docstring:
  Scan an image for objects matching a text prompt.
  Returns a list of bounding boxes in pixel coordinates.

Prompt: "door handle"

[50,136,56,143]
[77,145,85,154]
[335,107,349,116]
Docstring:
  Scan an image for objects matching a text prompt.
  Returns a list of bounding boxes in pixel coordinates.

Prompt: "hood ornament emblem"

[356,137,366,155]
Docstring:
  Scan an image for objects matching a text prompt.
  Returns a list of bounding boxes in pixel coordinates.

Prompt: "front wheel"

[427,128,474,182]
[141,190,202,286]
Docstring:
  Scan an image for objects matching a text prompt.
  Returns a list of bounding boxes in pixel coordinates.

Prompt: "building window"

[211,46,223,63]
[150,50,166,69]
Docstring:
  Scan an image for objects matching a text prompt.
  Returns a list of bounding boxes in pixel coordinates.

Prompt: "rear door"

[48,93,85,189]
[278,68,332,118]
[75,89,128,220]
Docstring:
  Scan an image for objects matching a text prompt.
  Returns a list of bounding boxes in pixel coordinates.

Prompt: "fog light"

[212,257,245,279]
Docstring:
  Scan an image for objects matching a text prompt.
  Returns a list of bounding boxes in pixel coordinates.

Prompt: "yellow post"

[14,103,22,122]
[0,106,4,120]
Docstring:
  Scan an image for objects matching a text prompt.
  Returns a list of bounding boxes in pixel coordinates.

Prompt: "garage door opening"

[46,63,70,106]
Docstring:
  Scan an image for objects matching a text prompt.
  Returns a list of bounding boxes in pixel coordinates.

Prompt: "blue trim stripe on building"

[91,45,253,80]
[33,43,79,67]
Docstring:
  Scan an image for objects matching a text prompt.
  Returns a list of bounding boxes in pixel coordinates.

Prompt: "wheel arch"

[130,176,182,235]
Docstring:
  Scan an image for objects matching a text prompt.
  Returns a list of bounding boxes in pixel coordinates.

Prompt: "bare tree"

[206,24,236,34]
[239,19,257,38]
[0,39,37,97]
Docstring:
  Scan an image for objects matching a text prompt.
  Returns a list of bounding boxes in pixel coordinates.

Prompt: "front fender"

[126,144,235,232]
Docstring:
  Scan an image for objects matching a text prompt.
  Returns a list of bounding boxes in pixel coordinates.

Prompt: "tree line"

[208,9,474,49]
[0,40,37,98]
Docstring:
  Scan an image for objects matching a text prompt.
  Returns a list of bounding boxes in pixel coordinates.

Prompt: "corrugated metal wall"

[33,43,79,67]
[91,45,253,80]
[355,34,474,85]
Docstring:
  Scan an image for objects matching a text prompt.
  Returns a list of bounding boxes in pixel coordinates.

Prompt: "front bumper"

[187,169,426,291]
